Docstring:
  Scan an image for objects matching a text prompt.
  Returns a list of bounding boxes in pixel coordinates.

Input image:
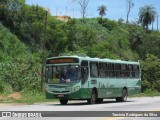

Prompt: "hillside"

[0,1,160,94]
[0,22,41,93]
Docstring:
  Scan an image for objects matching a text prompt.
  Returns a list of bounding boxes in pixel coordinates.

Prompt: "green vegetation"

[0,1,160,103]
[132,89,160,97]
[141,54,160,92]
[0,23,41,94]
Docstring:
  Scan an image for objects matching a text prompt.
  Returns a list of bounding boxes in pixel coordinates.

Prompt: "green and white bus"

[45,56,141,105]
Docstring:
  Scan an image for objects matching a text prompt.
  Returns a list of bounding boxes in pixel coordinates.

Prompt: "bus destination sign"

[46,58,79,64]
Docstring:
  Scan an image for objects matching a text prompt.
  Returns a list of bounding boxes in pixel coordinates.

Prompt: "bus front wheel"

[87,90,96,104]
[116,89,128,102]
[59,99,68,105]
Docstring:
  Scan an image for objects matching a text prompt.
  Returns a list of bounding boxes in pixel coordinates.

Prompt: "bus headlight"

[74,86,80,91]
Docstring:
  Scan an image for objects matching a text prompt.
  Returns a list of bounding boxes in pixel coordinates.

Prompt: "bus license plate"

[58,94,64,97]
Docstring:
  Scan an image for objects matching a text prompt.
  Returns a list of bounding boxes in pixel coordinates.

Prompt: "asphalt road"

[0,97,160,120]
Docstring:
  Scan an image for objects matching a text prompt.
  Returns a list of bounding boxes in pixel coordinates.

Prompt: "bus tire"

[116,89,128,102]
[87,90,96,104]
[59,99,68,105]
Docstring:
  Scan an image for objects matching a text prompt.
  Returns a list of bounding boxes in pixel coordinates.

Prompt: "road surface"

[0,97,160,120]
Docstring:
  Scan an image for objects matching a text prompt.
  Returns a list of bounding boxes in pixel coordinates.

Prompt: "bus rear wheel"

[87,90,96,104]
[59,99,68,105]
[116,89,128,102]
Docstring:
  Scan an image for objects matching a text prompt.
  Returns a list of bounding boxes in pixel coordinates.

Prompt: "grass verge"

[0,92,58,104]
[1,90,160,104]
[131,89,160,97]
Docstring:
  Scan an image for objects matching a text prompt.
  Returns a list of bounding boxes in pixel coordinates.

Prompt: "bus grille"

[49,85,66,88]
[52,91,70,93]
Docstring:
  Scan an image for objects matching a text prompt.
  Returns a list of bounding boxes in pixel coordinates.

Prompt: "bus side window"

[108,63,115,77]
[99,63,106,78]
[90,62,98,78]
[132,65,136,78]
[134,65,139,78]
[128,65,132,78]
[81,61,89,84]
[121,64,127,78]
[115,64,121,78]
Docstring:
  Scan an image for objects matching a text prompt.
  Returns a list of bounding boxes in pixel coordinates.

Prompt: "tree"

[126,0,134,23]
[138,31,160,58]
[138,4,157,30]
[97,5,107,19]
[128,25,145,52]
[141,54,160,92]
[0,0,7,5]
[8,1,22,12]
[72,0,89,18]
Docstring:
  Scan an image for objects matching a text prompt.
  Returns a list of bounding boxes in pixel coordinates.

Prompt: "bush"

[141,80,151,92]
[143,89,158,94]
[0,80,4,93]
[0,22,41,93]
[141,54,160,92]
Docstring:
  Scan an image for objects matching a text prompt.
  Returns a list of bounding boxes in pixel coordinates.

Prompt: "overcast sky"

[26,0,160,30]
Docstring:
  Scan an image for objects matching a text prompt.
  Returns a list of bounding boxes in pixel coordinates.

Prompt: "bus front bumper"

[46,88,91,100]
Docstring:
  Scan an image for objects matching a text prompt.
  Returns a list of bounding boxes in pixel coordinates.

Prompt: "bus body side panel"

[111,78,125,97]
[80,88,91,99]
[127,79,141,96]
[97,78,108,98]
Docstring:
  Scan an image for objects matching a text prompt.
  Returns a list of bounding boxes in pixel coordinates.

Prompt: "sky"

[26,0,160,30]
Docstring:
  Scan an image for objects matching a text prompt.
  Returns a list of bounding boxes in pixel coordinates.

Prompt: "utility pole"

[65,6,67,16]
[72,8,74,18]
[56,7,58,16]
[157,14,159,31]
[41,10,48,92]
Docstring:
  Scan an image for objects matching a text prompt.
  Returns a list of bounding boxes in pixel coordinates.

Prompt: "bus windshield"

[46,65,80,84]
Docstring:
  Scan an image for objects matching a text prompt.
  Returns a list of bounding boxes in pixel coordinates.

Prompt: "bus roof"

[46,56,140,65]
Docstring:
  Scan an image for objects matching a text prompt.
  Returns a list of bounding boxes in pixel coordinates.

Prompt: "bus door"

[81,61,89,98]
